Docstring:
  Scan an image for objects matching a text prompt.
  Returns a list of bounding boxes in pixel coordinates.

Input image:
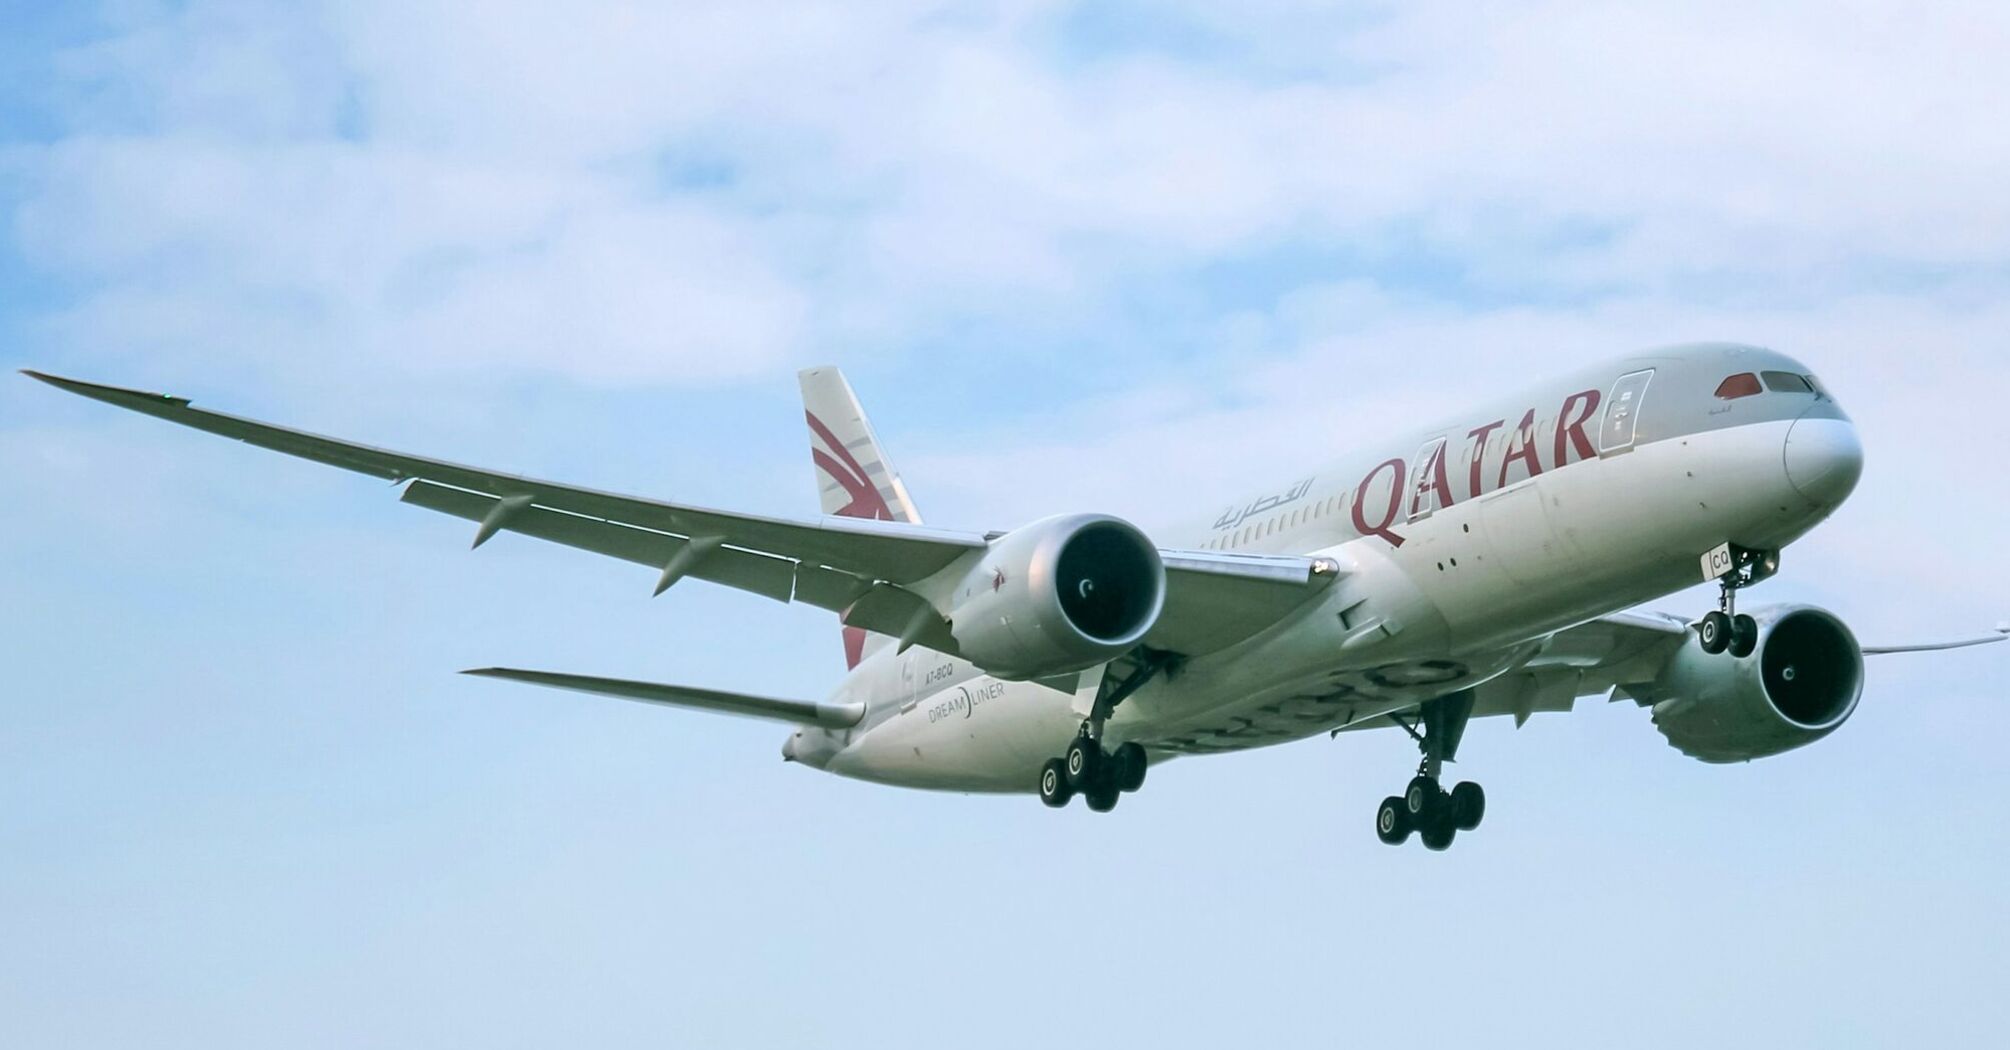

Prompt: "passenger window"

[1715,373,1762,400]
[1762,371,1812,393]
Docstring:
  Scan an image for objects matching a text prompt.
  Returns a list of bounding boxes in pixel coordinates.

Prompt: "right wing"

[464,668,864,728]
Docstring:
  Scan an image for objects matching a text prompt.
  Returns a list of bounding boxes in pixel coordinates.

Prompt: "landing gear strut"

[1698,546,1778,658]
[1375,689,1486,851]
[1037,648,1177,813]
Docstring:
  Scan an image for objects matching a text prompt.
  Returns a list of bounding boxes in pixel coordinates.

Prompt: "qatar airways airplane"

[25,344,2006,850]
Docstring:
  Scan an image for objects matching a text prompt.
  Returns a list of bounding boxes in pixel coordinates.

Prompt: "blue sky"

[4,3,2009,1047]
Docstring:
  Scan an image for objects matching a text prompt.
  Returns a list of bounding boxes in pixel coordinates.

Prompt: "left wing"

[1863,626,2009,655]
[1340,612,2007,734]
[26,371,1335,659]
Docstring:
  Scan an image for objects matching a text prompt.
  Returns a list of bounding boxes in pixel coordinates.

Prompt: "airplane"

[23,343,2007,851]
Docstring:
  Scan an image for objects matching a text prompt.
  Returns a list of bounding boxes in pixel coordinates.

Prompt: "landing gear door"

[1601,369,1655,455]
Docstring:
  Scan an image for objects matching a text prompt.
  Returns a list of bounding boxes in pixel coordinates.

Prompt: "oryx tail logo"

[808,411,894,670]
[807,412,895,523]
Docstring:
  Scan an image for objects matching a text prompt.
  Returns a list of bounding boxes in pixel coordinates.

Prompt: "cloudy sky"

[4,2,2008,1047]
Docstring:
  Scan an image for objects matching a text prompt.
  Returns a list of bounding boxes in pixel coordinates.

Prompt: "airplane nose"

[1784,415,1864,507]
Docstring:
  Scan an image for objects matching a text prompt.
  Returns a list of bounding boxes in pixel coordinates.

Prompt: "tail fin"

[799,367,921,668]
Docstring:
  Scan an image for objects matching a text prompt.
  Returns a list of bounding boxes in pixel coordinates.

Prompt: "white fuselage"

[787,345,1862,793]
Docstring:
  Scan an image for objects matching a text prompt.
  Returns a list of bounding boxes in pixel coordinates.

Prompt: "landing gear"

[1038,759,1073,809]
[1698,611,1733,655]
[1036,648,1178,813]
[1375,689,1486,851]
[1376,798,1408,845]
[1064,738,1102,789]
[1450,781,1486,831]
[1698,546,1776,658]
[1730,614,1759,658]
[1045,734,1146,812]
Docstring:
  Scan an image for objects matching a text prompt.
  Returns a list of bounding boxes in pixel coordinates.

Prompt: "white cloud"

[15,1,2010,396]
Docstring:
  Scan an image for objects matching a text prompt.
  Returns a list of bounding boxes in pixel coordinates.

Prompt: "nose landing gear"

[1697,546,1778,658]
[1374,689,1485,851]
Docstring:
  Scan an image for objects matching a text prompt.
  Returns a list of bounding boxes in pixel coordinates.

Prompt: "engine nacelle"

[947,513,1166,679]
[1637,605,1864,764]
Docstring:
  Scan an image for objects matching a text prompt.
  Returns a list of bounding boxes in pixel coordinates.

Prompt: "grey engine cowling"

[946,513,1165,679]
[1633,605,1864,763]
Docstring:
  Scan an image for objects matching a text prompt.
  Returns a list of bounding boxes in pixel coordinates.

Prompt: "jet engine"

[1635,605,1864,764]
[947,513,1165,679]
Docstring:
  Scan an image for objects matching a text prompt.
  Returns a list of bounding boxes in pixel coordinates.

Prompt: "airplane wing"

[25,371,1333,659]
[1862,627,2009,655]
[464,667,864,728]
[1338,612,2008,734]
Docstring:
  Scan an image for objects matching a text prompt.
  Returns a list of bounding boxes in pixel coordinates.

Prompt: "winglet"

[19,369,194,408]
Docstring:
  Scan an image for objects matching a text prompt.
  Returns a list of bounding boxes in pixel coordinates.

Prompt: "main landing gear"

[1375,689,1486,851]
[1697,546,1780,659]
[1038,648,1179,814]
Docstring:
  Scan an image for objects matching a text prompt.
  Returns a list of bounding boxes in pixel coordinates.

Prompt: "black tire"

[1451,781,1486,832]
[1420,818,1457,852]
[1113,742,1148,793]
[1730,614,1759,659]
[1404,775,1439,820]
[1038,759,1073,809]
[1376,797,1411,845]
[1065,738,1103,790]
[1085,786,1120,813]
[1698,611,1733,655]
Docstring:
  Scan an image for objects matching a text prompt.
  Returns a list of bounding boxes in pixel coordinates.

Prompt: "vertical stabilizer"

[799,367,921,525]
[799,367,921,668]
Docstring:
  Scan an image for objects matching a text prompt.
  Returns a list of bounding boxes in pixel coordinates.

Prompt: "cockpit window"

[1715,373,1763,400]
[1762,371,1813,394]
[1806,375,1833,400]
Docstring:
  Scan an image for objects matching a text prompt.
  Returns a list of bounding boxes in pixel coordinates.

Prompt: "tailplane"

[799,367,922,668]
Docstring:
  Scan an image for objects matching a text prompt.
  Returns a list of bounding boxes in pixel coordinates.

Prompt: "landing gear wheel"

[1084,785,1120,813]
[1112,742,1148,793]
[1064,738,1103,790]
[1420,816,1458,852]
[1376,797,1411,845]
[1730,614,1759,659]
[1038,759,1073,809]
[1404,776,1439,820]
[1450,781,1486,832]
[1698,611,1733,655]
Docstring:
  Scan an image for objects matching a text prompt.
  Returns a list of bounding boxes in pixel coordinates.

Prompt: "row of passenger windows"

[1201,414,1564,552]
[1715,371,1824,400]
[1202,493,1350,551]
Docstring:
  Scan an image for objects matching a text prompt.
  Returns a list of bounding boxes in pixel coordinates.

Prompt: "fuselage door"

[1601,369,1655,455]
[1408,436,1453,522]
[898,650,919,714]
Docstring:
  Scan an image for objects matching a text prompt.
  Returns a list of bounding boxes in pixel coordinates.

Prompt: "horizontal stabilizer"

[463,667,864,729]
